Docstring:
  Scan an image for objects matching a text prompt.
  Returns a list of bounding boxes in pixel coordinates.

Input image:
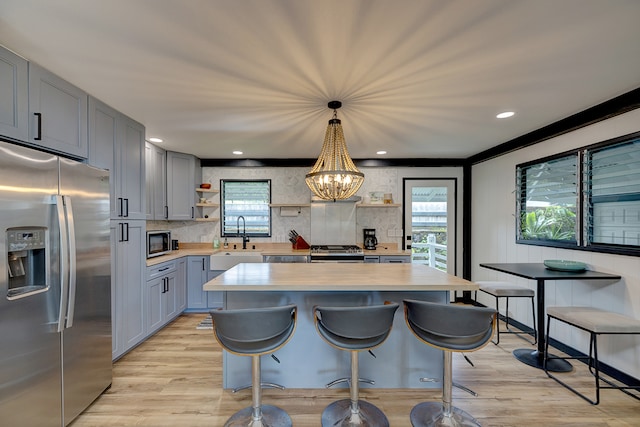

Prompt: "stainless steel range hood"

[309,197,359,245]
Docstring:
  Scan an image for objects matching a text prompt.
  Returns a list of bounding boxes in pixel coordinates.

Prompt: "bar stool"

[314,302,399,427]
[476,281,536,345]
[403,299,496,427]
[210,304,297,427]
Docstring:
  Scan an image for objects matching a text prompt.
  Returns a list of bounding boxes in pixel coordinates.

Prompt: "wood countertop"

[147,243,410,266]
[203,263,477,292]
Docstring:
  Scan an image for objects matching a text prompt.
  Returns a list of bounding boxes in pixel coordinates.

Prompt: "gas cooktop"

[310,245,363,254]
[309,245,364,262]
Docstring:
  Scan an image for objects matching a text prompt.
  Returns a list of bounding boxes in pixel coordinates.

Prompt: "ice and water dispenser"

[6,227,48,299]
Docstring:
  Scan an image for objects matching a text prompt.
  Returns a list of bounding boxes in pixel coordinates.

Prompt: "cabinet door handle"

[164,206,168,219]
[191,206,194,219]
[201,259,205,271]
[117,198,123,217]
[34,113,42,140]
[124,222,129,242]
[118,223,124,242]
[124,198,129,218]
[158,267,170,272]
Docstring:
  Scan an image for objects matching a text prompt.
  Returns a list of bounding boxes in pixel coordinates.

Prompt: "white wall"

[471,108,640,378]
[151,165,464,272]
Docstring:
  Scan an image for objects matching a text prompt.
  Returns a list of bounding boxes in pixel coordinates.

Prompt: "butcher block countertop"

[203,262,477,292]
[146,242,409,266]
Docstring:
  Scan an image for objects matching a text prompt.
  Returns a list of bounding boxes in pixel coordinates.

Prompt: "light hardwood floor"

[71,314,640,427]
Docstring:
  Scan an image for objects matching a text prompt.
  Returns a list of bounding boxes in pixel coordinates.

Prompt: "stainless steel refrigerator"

[0,141,112,426]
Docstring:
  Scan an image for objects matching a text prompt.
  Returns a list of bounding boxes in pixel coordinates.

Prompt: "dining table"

[479,263,621,372]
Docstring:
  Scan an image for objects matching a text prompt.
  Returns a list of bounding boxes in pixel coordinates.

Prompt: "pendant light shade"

[305,101,364,200]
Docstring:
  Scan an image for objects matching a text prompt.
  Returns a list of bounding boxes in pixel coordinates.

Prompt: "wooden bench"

[544,306,640,405]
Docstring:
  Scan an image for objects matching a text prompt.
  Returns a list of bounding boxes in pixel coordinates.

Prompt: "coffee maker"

[363,228,378,250]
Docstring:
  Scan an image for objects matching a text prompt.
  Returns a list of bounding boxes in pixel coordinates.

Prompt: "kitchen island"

[203,263,478,389]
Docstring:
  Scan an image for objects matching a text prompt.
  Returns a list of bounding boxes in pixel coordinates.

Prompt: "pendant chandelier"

[305,101,364,201]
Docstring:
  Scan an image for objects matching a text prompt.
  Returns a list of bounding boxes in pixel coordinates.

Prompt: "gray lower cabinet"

[364,255,411,263]
[111,220,146,360]
[146,259,187,335]
[0,46,28,141]
[28,62,88,158]
[187,256,223,310]
[176,258,187,312]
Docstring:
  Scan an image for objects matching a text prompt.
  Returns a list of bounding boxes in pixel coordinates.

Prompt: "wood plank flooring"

[71,314,640,427]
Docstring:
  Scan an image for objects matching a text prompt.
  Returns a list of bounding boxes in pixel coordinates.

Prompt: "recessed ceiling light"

[496,111,515,119]
[376,151,387,155]
[148,137,163,143]
[232,151,243,155]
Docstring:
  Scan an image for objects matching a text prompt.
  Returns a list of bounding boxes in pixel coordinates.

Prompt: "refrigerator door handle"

[55,195,70,333]
[63,196,77,328]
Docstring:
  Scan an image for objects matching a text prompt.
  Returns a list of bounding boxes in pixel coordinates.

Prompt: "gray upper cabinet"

[0,46,28,141]
[88,97,117,217]
[28,62,88,158]
[118,117,146,219]
[89,96,145,220]
[145,141,167,220]
[166,151,200,220]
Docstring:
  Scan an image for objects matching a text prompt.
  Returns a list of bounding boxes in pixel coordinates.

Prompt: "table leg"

[512,279,572,372]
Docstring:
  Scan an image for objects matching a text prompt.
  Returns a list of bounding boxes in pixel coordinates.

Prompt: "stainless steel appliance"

[363,228,378,250]
[310,197,358,246]
[310,245,364,262]
[0,141,112,427]
[146,230,171,258]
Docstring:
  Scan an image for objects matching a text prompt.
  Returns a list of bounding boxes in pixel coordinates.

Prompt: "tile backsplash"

[148,166,405,246]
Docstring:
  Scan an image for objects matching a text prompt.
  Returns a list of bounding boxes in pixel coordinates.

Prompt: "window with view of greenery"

[516,131,640,256]
[517,154,578,245]
[221,180,271,238]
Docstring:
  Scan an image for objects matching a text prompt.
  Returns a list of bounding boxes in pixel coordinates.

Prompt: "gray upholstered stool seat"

[210,304,297,427]
[314,302,399,427]
[476,281,536,345]
[544,306,640,405]
[404,299,496,427]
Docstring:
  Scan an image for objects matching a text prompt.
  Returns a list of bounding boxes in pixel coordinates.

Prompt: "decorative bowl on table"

[543,260,587,272]
[199,183,211,189]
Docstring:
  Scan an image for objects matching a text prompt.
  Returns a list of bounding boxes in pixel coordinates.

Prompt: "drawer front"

[379,255,411,263]
[147,260,177,280]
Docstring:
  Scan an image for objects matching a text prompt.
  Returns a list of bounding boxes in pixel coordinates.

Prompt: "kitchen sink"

[210,251,263,270]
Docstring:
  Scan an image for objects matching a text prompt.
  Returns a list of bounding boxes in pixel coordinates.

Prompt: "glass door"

[404,179,456,273]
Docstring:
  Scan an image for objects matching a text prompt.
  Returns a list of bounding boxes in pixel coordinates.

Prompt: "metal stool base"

[321,399,389,427]
[410,402,480,427]
[225,404,292,427]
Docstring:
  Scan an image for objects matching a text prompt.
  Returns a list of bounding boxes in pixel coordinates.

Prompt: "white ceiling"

[2,0,640,160]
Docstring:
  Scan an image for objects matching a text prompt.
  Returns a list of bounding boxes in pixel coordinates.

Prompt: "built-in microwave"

[146,230,171,258]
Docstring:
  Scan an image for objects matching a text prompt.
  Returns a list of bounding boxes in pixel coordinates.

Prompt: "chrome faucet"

[237,215,249,249]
